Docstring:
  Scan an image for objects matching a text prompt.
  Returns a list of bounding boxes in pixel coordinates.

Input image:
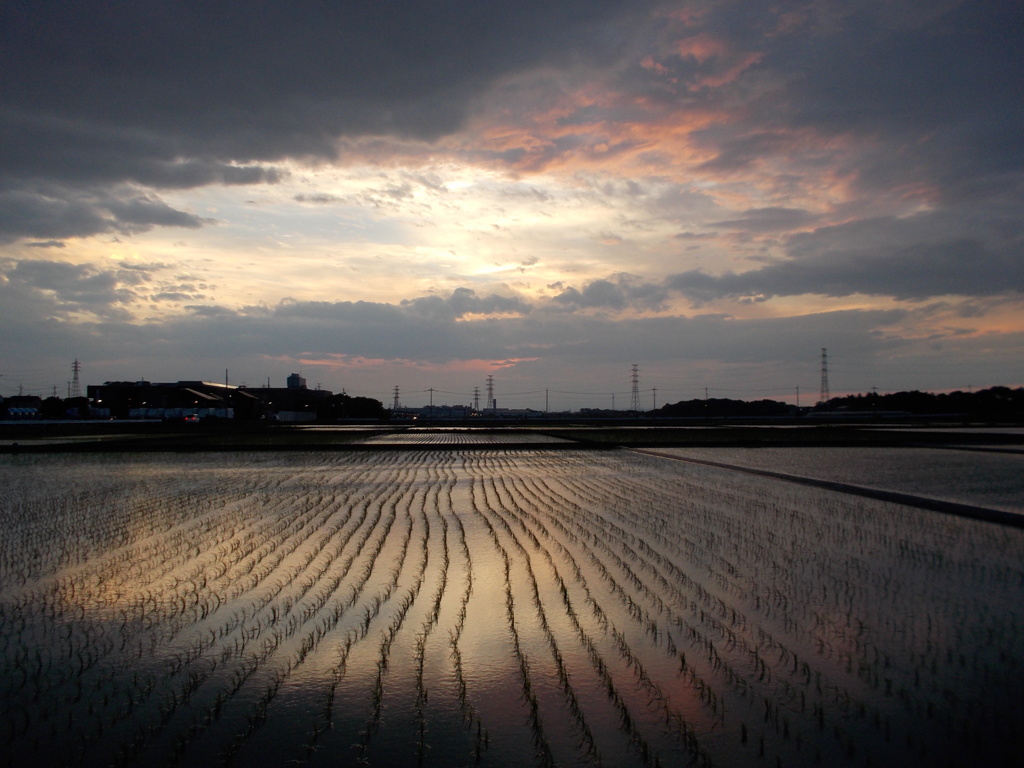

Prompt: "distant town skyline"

[2,2,1022,406]
[1,359,1016,414]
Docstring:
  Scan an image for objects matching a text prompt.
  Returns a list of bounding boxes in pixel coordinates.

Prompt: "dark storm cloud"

[774,2,1021,144]
[553,275,669,311]
[0,188,207,244]
[684,0,1024,199]
[667,241,1008,304]
[668,210,1024,302]
[639,0,1024,305]
[0,190,112,244]
[212,289,528,340]
[402,288,532,321]
[0,110,279,189]
[186,288,533,360]
[104,195,211,230]
[554,280,630,310]
[169,295,510,364]
[0,0,654,241]
[0,258,148,316]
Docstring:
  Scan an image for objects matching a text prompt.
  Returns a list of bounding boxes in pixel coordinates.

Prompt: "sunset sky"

[2,0,1021,410]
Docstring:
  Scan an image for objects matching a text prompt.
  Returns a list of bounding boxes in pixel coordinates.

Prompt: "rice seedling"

[0,447,1021,766]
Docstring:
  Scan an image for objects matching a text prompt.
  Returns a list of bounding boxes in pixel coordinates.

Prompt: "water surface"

[656,445,1024,513]
[1,450,1021,766]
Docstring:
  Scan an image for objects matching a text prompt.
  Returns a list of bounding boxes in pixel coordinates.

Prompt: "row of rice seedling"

[358,430,566,446]
[241,451,474,767]
[1,447,1021,766]
[2,452,411,765]
[539,450,1024,767]
[473,454,715,765]
[438,450,983,768]
[177,453,427,767]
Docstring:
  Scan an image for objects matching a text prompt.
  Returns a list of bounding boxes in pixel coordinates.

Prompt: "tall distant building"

[287,372,307,390]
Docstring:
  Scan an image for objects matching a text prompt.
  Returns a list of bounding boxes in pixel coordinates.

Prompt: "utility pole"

[630,363,640,412]
[652,387,657,411]
[545,388,549,413]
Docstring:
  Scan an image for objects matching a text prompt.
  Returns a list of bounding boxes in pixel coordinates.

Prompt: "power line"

[70,359,82,399]
[820,347,830,406]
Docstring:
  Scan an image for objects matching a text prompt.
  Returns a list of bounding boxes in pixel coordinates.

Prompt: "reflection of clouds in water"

[1,449,1021,767]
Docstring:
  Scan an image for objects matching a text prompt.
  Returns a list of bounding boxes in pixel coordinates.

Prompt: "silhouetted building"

[87,381,263,420]
[2,395,43,419]
[251,383,332,422]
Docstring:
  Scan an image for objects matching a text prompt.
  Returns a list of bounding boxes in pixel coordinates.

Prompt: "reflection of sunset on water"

[1,448,1022,766]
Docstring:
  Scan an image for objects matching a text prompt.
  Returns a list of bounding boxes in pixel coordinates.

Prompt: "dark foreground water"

[1,449,1022,767]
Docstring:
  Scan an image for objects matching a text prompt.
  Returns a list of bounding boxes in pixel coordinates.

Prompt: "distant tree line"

[822,386,1024,418]
[316,393,388,421]
[657,397,798,419]
[655,386,1023,420]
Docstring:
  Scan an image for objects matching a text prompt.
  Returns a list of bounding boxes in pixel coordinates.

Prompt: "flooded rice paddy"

[654,446,1024,514]
[1,448,1022,767]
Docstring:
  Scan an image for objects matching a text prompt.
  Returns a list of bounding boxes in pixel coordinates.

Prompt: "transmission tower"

[486,375,495,411]
[630,363,640,412]
[70,359,82,399]
[819,348,830,406]
[392,385,400,411]
[473,386,480,412]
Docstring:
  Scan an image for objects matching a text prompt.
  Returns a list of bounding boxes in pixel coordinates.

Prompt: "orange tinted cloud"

[675,33,728,64]
[456,86,724,178]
